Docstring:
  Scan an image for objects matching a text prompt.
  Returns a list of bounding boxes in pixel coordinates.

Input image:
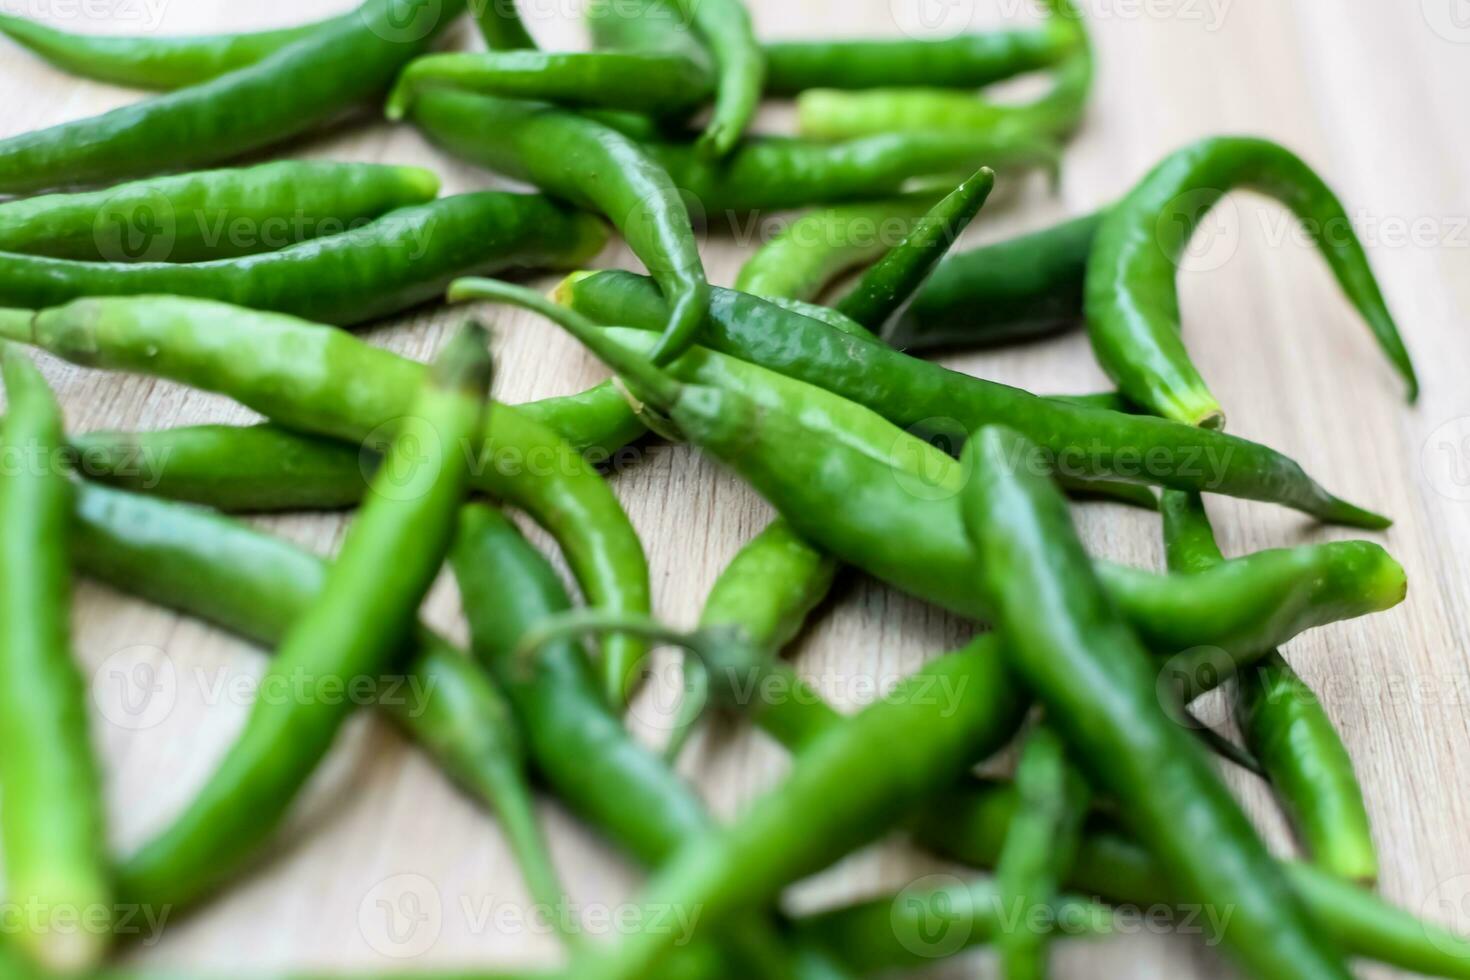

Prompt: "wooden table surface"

[5,1,1470,976]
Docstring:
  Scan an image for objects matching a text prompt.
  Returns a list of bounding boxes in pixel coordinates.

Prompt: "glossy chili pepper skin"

[0,10,350,90]
[0,349,112,973]
[118,324,492,914]
[961,424,1353,980]
[68,482,570,938]
[386,50,714,120]
[407,89,707,365]
[560,270,1389,527]
[0,192,606,326]
[1086,136,1419,427]
[572,638,1024,980]
[473,0,537,49]
[0,0,468,193]
[0,161,441,263]
[660,0,763,157]
[2,295,652,712]
[1161,490,1378,884]
[835,168,993,329]
[887,211,1102,352]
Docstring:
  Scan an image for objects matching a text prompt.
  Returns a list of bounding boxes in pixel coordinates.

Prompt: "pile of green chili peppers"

[0,1,1446,979]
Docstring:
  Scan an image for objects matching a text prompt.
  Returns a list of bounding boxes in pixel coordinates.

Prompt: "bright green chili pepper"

[69,482,571,943]
[0,192,606,326]
[558,270,1389,526]
[961,424,1354,979]
[0,9,350,90]
[118,322,491,912]
[661,0,764,157]
[834,168,993,329]
[0,161,440,263]
[0,0,468,194]
[406,89,708,365]
[0,348,112,973]
[1162,490,1378,884]
[0,296,652,711]
[473,0,537,50]
[887,211,1103,352]
[1085,136,1419,427]
[994,725,1090,980]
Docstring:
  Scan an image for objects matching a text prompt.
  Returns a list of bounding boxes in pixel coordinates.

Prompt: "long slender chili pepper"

[834,168,993,329]
[1161,490,1378,884]
[473,0,537,49]
[0,10,350,90]
[0,192,606,326]
[961,424,1353,979]
[887,211,1103,352]
[994,725,1090,980]
[118,323,492,913]
[406,89,708,365]
[69,482,571,943]
[0,349,112,972]
[558,270,1389,526]
[1085,136,1419,427]
[659,0,764,157]
[0,296,652,710]
[0,161,440,263]
[457,280,1405,651]
[0,0,468,193]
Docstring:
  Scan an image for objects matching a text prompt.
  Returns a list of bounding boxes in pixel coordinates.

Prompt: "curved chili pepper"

[559,270,1389,526]
[69,482,572,943]
[1086,136,1418,427]
[663,0,764,157]
[473,0,537,49]
[0,161,440,263]
[961,424,1354,979]
[0,348,112,972]
[0,0,469,193]
[1161,490,1378,884]
[406,89,708,365]
[119,323,492,913]
[1,295,653,711]
[0,192,607,326]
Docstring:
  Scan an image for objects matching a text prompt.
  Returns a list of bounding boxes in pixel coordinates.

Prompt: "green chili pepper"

[0,9,350,90]
[406,89,708,365]
[558,270,1389,526]
[1086,136,1418,427]
[834,168,994,329]
[69,482,571,943]
[961,424,1354,979]
[0,161,440,263]
[1161,490,1378,884]
[661,0,764,157]
[0,0,468,194]
[0,192,606,326]
[994,725,1090,980]
[0,295,652,710]
[459,280,1404,653]
[473,0,537,49]
[118,322,491,912]
[0,348,112,973]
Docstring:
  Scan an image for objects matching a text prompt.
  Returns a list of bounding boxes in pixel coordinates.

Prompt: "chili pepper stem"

[512,609,698,681]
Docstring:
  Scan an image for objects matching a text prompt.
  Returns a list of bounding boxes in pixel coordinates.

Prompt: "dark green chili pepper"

[961,424,1354,979]
[0,0,468,193]
[0,348,111,973]
[834,168,993,329]
[886,211,1102,352]
[0,192,606,326]
[0,295,652,711]
[406,89,708,365]
[0,161,440,263]
[0,9,350,90]
[994,725,1090,980]
[118,323,492,913]
[69,482,571,944]
[386,50,714,120]
[473,0,537,50]
[1086,136,1418,427]
[663,0,764,157]
[1161,490,1378,884]
[558,270,1389,527]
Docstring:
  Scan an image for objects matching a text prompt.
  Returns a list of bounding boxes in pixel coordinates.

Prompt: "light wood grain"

[5,1,1470,976]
